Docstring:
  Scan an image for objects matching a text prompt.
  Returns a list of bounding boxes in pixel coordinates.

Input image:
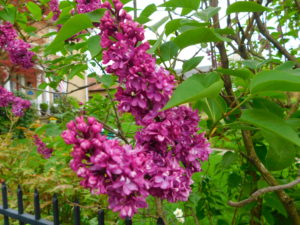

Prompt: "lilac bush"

[62,0,212,219]
[0,86,31,117]
[0,22,35,69]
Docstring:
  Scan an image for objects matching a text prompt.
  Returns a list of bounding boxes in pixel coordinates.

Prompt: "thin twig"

[228,178,300,207]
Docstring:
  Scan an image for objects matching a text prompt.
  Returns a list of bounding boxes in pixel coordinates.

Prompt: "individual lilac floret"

[6,39,35,69]
[0,22,17,47]
[76,0,102,14]
[33,135,53,159]
[49,0,61,21]
[0,86,31,117]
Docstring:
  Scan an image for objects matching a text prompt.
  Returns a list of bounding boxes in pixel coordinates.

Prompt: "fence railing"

[0,183,165,225]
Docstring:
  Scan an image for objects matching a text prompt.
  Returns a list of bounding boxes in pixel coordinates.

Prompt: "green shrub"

[40,103,48,115]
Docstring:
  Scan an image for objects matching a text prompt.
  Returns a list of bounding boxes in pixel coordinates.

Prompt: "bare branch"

[20,82,98,95]
[228,178,300,207]
[254,13,300,67]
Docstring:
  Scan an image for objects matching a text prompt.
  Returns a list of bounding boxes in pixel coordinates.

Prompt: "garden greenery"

[0,0,300,224]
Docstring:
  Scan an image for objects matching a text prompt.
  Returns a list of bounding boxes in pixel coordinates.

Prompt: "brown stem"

[229,177,300,207]
[155,198,168,225]
[210,0,236,105]
[241,130,300,225]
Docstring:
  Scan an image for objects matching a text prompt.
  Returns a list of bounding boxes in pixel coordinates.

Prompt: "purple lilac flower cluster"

[62,0,212,218]
[33,135,53,159]
[49,0,61,21]
[76,0,102,14]
[62,117,150,218]
[0,86,31,117]
[0,22,35,68]
[100,2,174,125]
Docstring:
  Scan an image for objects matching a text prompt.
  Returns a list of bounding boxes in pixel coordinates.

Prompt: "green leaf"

[222,152,238,169]
[86,8,106,22]
[252,98,284,118]
[182,56,204,73]
[226,1,268,14]
[26,2,42,20]
[160,0,201,10]
[0,6,16,24]
[87,35,101,58]
[195,96,227,123]
[149,16,169,32]
[159,41,179,61]
[194,7,221,21]
[163,72,224,110]
[45,14,93,54]
[263,131,297,171]
[241,59,265,70]
[217,68,253,80]
[240,109,300,146]
[99,75,117,87]
[250,70,300,93]
[165,19,208,36]
[264,193,287,217]
[68,64,88,79]
[136,4,156,24]
[275,61,296,71]
[174,28,231,49]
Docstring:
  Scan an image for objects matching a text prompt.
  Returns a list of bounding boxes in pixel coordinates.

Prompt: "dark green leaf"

[252,98,284,118]
[174,28,231,49]
[0,6,16,23]
[217,68,253,80]
[46,14,93,54]
[163,72,224,110]
[222,152,238,168]
[26,2,42,20]
[87,35,101,58]
[226,1,268,14]
[250,70,300,93]
[160,0,200,10]
[195,96,227,123]
[182,56,204,73]
[86,8,106,22]
[263,131,297,171]
[159,41,179,61]
[138,3,156,18]
[165,19,208,36]
[227,173,242,188]
[240,109,300,146]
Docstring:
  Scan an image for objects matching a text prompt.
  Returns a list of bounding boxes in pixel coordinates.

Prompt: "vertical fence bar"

[1,182,9,225]
[98,209,104,225]
[73,198,80,225]
[125,217,132,225]
[34,189,41,220]
[52,194,59,225]
[17,185,25,225]
[157,217,165,225]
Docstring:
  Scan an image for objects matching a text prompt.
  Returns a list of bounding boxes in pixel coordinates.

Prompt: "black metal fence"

[0,183,165,225]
